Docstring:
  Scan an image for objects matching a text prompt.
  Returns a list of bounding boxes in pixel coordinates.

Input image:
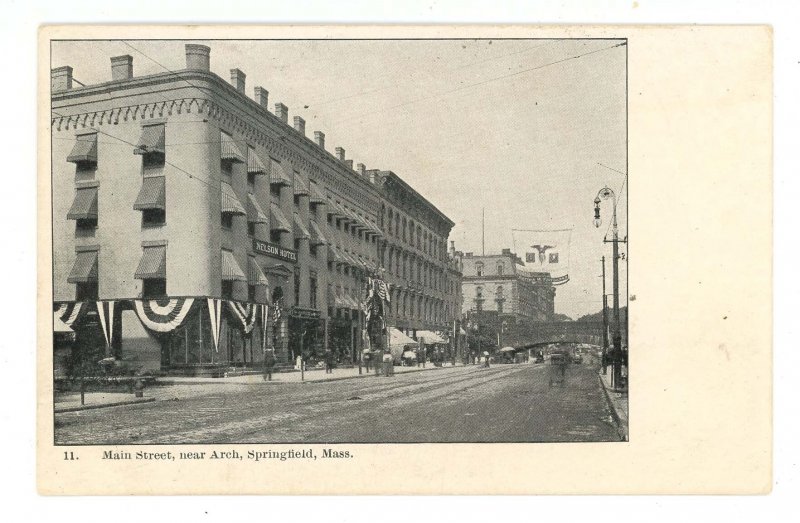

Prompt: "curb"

[55,397,156,413]
[598,374,628,441]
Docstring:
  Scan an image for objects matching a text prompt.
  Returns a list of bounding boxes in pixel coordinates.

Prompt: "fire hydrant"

[133,379,145,398]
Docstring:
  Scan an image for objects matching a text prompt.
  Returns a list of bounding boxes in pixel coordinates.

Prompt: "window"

[220,159,234,177]
[76,217,97,232]
[497,264,504,276]
[294,269,301,306]
[76,281,98,301]
[221,280,234,299]
[143,152,165,169]
[248,222,256,236]
[142,208,165,227]
[476,263,483,277]
[270,230,281,243]
[221,213,233,229]
[143,278,166,298]
[270,184,281,198]
[248,285,256,301]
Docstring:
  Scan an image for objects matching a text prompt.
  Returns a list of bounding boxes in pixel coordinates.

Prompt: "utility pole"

[602,256,608,376]
[481,207,485,256]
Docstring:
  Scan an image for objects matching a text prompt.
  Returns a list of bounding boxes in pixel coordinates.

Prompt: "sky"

[52,38,627,319]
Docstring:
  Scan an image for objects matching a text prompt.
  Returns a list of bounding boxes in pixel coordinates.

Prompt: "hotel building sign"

[252,239,297,263]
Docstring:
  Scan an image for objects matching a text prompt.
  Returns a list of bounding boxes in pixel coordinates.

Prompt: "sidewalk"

[598,370,628,441]
[54,362,474,412]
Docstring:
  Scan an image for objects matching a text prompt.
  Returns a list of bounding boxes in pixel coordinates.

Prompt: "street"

[55,361,620,444]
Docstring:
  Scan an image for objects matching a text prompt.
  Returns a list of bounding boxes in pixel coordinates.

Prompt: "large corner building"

[51,45,462,373]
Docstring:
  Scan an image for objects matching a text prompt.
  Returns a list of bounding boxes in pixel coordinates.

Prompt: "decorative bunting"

[95,301,116,352]
[133,298,195,333]
[55,302,86,327]
[207,298,222,353]
[273,304,282,323]
[226,301,258,334]
[260,304,269,352]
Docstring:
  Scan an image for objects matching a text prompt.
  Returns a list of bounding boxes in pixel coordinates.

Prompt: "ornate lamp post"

[594,187,625,390]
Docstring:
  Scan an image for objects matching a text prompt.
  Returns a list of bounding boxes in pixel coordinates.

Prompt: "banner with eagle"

[133,298,195,333]
[511,228,572,286]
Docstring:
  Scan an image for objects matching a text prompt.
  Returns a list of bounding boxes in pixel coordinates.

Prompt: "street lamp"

[593,186,625,390]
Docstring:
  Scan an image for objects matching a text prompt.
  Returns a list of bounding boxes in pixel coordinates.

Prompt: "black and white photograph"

[48,37,629,446]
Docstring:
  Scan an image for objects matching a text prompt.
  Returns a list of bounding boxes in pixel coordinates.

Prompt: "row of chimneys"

[52,44,372,179]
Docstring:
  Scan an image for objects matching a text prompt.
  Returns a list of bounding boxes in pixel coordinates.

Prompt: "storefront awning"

[248,257,269,286]
[293,212,310,239]
[133,177,165,210]
[389,327,417,347]
[294,171,310,197]
[270,160,291,186]
[67,250,98,283]
[67,187,98,220]
[220,133,245,163]
[67,133,97,164]
[133,124,165,155]
[221,182,246,215]
[247,148,268,175]
[309,220,328,246]
[247,194,268,224]
[415,330,447,344]
[270,203,291,233]
[309,182,327,205]
[221,250,246,282]
[135,246,166,279]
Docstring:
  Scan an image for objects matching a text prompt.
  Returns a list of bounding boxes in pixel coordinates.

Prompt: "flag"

[512,228,571,286]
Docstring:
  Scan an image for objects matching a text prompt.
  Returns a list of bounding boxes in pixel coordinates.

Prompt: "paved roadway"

[55,361,620,444]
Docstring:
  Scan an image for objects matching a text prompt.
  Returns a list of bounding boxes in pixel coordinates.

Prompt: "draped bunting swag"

[206,298,222,353]
[56,302,85,327]
[364,277,389,333]
[226,300,258,334]
[133,298,195,333]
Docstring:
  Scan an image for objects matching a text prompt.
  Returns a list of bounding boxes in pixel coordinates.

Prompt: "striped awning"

[309,182,327,205]
[221,250,246,281]
[343,250,360,267]
[247,148,268,175]
[133,177,165,210]
[220,132,245,163]
[134,246,166,279]
[416,330,447,344]
[309,220,328,246]
[248,257,269,286]
[270,203,291,233]
[293,213,310,239]
[270,160,291,186]
[327,245,344,264]
[134,125,165,155]
[294,171,310,196]
[332,289,348,309]
[246,194,268,224]
[221,182,246,215]
[67,187,98,220]
[67,250,98,283]
[67,134,97,163]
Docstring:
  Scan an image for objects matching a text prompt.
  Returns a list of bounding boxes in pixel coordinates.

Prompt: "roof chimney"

[357,163,366,176]
[293,116,305,136]
[501,248,511,255]
[275,103,288,123]
[465,252,473,258]
[313,131,325,150]
[185,44,210,71]
[254,86,269,108]
[111,55,133,81]
[51,66,73,92]
[450,241,456,256]
[230,68,246,93]
[345,159,354,170]
[335,147,346,161]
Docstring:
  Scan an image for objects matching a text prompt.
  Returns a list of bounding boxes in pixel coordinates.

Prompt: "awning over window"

[133,177,165,210]
[67,187,98,220]
[246,194,268,224]
[327,199,350,221]
[247,148,268,175]
[327,245,344,264]
[248,257,269,286]
[293,213,310,239]
[221,250,246,282]
[67,134,97,164]
[294,171,310,196]
[221,182,246,215]
[347,209,367,231]
[270,160,291,186]
[309,182,327,205]
[67,250,98,283]
[220,132,245,163]
[134,125,165,155]
[309,220,328,246]
[134,246,166,279]
[343,250,360,267]
[270,203,291,233]
[332,289,348,309]
[389,327,417,347]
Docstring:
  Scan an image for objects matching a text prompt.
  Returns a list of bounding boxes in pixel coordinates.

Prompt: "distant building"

[460,249,554,322]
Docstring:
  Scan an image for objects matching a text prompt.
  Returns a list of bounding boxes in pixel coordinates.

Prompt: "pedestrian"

[382,350,394,376]
[483,351,491,368]
[363,349,371,373]
[263,348,276,382]
[324,349,335,374]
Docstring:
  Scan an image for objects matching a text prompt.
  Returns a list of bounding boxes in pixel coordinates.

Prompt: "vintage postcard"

[37,25,771,495]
